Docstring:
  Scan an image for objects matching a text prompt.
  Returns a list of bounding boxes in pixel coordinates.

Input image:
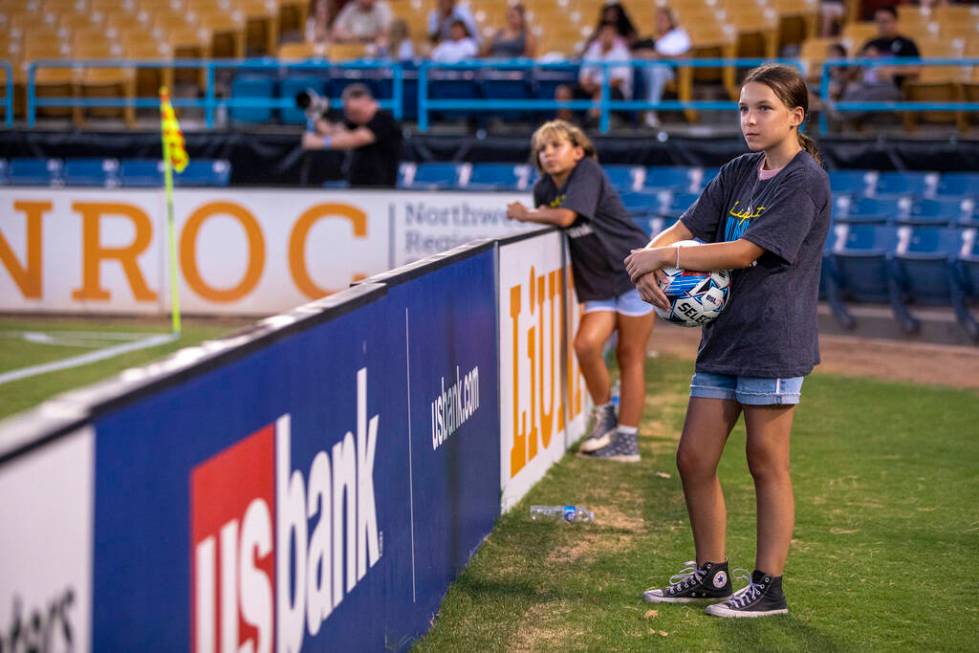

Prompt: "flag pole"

[160,87,182,335]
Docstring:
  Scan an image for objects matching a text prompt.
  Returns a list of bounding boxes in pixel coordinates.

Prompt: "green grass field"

[417,355,979,652]
[0,317,247,419]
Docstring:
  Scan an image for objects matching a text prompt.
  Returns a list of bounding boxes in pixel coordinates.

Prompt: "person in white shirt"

[430,19,478,63]
[428,0,481,45]
[556,22,631,125]
[331,0,393,45]
[638,7,690,128]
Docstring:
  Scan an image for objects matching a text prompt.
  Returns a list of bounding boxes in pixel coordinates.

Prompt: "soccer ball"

[653,240,731,327]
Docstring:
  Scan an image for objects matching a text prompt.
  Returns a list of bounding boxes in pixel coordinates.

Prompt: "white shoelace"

[644,560,705,593]
[727,569,762,608]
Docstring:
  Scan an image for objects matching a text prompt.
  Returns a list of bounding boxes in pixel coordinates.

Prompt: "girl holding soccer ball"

[624,64,830,617]
[505,120,655,463]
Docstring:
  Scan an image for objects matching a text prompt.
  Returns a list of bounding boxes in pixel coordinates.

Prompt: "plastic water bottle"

[611,380,621,411]
[530,505,595,523]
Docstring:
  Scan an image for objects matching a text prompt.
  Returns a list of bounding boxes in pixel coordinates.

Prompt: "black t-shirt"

[345,109,402,188]
[861,36,920,86]
[533,157,650,302]
[680,151,831,378]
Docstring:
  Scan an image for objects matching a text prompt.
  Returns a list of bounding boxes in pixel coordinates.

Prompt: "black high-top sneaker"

[705,570,789,618]
[643,561,733,603]
[578,403,618,453]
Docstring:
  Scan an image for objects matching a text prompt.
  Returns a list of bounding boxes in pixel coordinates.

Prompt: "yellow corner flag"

[160,87,187,334]
[160,86,189,173]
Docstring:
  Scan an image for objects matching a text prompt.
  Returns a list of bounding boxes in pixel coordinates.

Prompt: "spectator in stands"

[839,6,919,125]
[484,3,536,58]
[585,1,639,49]
[636,7,691,129]
[379,18,415,61]
[556,21,631,126]
[428,0,480,46]
[301,83,403,187]
[819,0,846,36]
[305,0,335,47]
[430,18,479,62]
[331,0,393,47]
[825,42,854,101]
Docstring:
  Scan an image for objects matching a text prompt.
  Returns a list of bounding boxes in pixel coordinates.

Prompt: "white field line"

[0,332,180,386]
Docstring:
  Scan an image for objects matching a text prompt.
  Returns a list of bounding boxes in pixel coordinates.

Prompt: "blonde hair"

[530,120,597,173]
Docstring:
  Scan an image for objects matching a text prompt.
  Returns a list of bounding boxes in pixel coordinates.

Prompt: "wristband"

[322,135,333,148]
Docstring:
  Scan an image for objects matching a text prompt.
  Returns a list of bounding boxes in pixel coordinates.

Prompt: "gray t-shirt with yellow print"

[679,151,830,378]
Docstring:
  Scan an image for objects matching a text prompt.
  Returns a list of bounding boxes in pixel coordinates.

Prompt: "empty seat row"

[0,158,231,187]
[832,195,978,227]
[822,223,979,338]
[829,170,979,200]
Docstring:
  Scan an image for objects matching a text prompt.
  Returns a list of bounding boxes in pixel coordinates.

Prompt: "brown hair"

[530,120,597,173]
[742,63,821,165]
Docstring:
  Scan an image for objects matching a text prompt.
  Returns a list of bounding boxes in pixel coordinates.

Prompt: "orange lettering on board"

[288,203,367,299]
[509,283,527,477]
[71,202,157,302]
[0,201,51,299]
[180,202,265,303]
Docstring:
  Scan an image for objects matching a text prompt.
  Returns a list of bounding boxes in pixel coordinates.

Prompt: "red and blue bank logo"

[190,368,381,653]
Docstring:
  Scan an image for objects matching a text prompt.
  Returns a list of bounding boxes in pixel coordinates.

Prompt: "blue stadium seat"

[230,74,276,124]
[644,166,694,192]
[836,196,909,223]
[619,190,660,216]
[63,158,119,187]
[9,158,62,186]
[480,69,532,121]
[829,169,875,196]
[956,227,979,305]
[697,168,720,190]
[937,172,979,198]
[279,75,327,126]
[0,159,7,185]
[605,165,644,193]
[174,160,231,187]
[533,66,578,104]
[875,171,937,198]
[635,215,679,238]
[901,198,969,226]
[118,159,164,187]
[399,162,463,189]
[664,191,700,218]
[468,163,537,191]
[891,226,978,337]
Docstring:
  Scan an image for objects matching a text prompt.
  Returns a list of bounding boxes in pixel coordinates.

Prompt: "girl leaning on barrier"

[625,63,830,617]
[505,119,655,463]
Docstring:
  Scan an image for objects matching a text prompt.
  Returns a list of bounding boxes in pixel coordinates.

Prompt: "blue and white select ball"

[653,240,731,327]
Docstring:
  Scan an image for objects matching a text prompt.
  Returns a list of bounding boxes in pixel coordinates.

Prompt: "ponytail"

[798,130,821,166]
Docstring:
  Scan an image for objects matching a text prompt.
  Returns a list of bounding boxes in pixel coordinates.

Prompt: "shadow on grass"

[712,612,844,653]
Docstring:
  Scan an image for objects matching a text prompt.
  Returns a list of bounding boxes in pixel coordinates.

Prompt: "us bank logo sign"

[190,369,381,653]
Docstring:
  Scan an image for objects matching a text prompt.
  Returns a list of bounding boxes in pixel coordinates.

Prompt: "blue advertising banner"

[88,244,499,652]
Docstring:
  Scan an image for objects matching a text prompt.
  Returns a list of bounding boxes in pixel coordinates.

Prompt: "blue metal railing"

[818,57,979,135]
[1,60,13,128]
[417,58,800,134]
[26,59,402,128]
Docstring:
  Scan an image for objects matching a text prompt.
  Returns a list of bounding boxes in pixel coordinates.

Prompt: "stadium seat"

[533,66,579,104]
[901,198,971,226]
[830,223,917,331]
[638,215,679,238]
[874,171,938,198]
[480,69,532,122]
[399,162,464,190]
[604,165,644,193]
[468,163,537,191]
[644,166,695,193]
[63,158,119,187]
[955,227,979,308]
[891,225,978,337]
[665,192,701,218]
[937,173,979,198]
[230,73,276,124]
[0,160,7,185]
[8,159,62,186]
[429,70,480,122]
[173,160,232,187]
[118,159,164,188]
[836,196,910,223]
[698,168,720,190]
[279,75,326,126]
[829,169,876,196]
[619,190,661,217]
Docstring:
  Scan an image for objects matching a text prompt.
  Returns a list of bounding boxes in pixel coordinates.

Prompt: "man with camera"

[300,83,402,188]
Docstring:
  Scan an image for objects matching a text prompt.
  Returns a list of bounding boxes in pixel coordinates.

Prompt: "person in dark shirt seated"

[483,3,536,58]
[301,83,403,188]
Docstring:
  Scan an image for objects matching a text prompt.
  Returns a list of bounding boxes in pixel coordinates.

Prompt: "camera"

[295,88,330,121]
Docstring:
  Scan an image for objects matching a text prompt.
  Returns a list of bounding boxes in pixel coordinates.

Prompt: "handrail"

[818,57,979,135]
[417,58,800,134]
[26,58,402,128]
[0,60,13,128]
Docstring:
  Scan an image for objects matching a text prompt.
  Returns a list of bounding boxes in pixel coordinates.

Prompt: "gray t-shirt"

[680,151,830,378]
[534,157,650,302]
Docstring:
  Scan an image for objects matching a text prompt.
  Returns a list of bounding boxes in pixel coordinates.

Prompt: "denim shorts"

[689,372,804,406]
[583,288,654,317]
